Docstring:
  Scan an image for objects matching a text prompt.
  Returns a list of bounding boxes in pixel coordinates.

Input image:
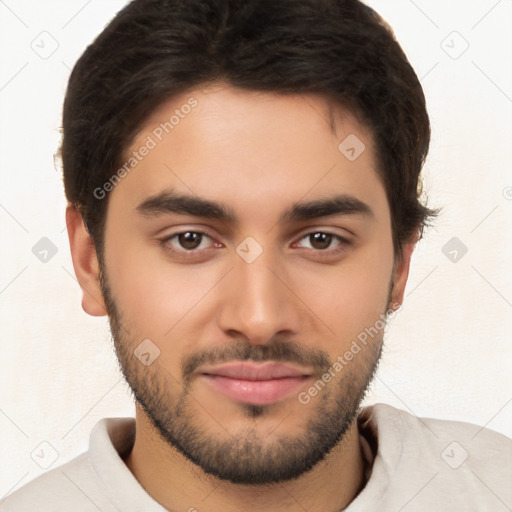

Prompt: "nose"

[216,247,303,345]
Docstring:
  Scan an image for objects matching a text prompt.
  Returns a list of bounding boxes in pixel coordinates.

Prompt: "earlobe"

[65,206,107,317]
[389,240,416,309]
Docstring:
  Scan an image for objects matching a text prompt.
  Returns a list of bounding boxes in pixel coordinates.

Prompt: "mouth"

[199,361,312,406]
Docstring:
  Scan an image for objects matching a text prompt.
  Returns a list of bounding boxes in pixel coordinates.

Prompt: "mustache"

[182,338,331,382]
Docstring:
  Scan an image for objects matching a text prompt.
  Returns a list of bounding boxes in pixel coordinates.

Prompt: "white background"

[0,0,511,496]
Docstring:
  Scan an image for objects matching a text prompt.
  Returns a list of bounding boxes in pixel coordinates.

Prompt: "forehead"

[107,84,389,226]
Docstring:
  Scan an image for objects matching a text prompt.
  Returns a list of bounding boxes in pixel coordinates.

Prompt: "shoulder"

[0,417,134,512]
[366,402,512,457]
[362,402,512,469]
[364,401,510,435]
[0,452,108,512]
[356,403,512,510]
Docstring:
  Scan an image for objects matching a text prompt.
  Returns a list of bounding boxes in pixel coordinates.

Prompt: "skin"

[67,84,415,512]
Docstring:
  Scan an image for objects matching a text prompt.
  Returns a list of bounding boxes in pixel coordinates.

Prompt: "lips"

[202,361,308,380]
[199,362,312,405]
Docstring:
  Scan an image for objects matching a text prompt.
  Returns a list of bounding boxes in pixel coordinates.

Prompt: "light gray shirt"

[1,403,511,511]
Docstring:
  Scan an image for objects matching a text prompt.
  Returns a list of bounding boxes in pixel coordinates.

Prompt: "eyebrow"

[136,189,374,223]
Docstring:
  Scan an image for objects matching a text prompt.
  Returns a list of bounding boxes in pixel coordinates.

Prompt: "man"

[2,0,510,510]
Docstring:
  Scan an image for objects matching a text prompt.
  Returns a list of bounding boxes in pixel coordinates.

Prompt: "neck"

[124,405,366,512]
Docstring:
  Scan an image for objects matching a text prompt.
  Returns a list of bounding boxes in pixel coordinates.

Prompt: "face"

[91,84,408,485]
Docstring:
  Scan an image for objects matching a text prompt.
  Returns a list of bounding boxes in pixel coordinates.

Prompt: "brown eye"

[308,232,333,250]
[295,231,350,255]
[177,232,204,250]
[302,231,343,251]
[162,231,213,253]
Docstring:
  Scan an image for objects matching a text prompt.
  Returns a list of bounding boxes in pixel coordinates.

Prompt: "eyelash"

[159,230,351,259]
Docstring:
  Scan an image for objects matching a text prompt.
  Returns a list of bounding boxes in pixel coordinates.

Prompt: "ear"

[389,239,416,310]
[66,205,107,316]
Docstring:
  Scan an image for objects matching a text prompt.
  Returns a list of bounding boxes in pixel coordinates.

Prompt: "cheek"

[105,235,227,338]
[292,244,393,345]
